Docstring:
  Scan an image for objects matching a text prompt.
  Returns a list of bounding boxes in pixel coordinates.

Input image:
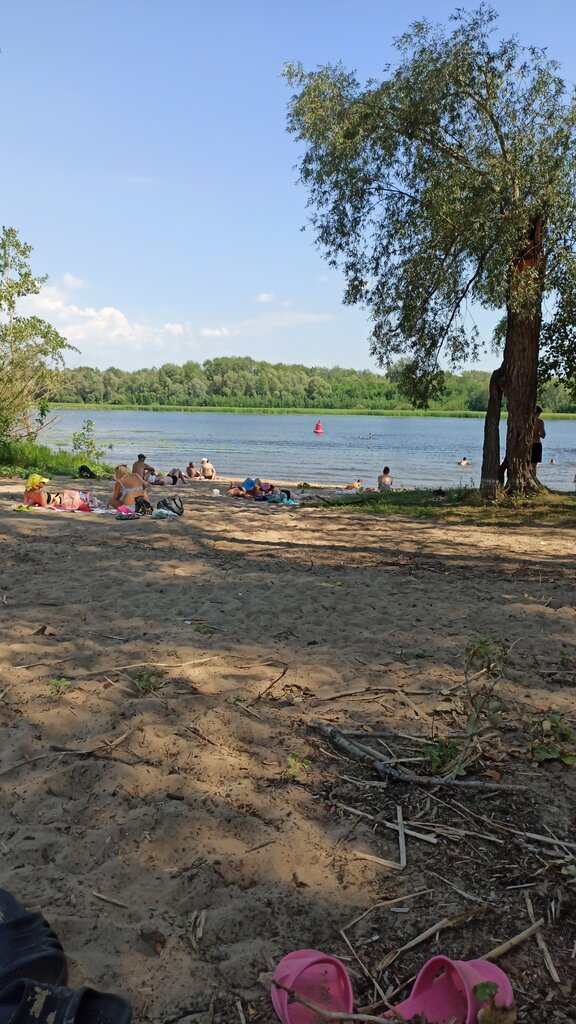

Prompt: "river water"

[43,409,576,491]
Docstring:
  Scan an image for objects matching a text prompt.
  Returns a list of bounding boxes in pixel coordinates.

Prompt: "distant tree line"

[50,356,576,412]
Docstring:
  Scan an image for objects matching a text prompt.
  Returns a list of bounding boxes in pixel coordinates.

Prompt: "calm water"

[43,409,576,491]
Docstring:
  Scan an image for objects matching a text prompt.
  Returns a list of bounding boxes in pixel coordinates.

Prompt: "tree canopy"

[283,4,576,494]
[0,227,72,442]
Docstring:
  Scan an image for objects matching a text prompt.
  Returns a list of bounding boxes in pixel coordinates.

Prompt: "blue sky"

[1,1,574,373]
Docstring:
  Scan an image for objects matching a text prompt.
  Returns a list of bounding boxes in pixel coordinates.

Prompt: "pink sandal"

[383,955,514,1023]
[271,948,353,1024]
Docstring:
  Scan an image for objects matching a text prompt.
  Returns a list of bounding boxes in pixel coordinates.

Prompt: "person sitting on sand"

[377,466,394,492]
[23,474,94,511]
[457,457,471,467]
[200,458,216,479]
[132,454,155,479]
[186,461,201,478]
[108,465,149,509]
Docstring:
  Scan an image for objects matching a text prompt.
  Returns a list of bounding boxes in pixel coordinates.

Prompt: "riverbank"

[49,402,576,419]
[0,480,574,1023]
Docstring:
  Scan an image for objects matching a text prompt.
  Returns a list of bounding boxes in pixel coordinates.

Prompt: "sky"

[1,0,575,374]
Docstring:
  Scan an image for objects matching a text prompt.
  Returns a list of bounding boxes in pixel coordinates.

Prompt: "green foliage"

[0,227,74,442]
[423,739,460,773]
[0,439,113,478]
[530,712,575,766]
[286,752,312,777]
[284,9,576,395]
[49,677,71,696]
[134,671,165,695]
[71,419,112,463]
[47,356,514,412]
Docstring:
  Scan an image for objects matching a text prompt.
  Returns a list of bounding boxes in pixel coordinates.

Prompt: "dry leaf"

[477,1005,517,1024]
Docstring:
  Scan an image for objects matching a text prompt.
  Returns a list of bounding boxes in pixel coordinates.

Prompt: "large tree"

[0,227,72,442]
[283,5,576,496]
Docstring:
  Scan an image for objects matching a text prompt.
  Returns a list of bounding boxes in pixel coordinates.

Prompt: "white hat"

[201,457,208,462]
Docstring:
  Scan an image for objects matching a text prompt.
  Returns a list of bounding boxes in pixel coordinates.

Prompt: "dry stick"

[343,890,431,932]
[378,904,489,971]
[333,801,438,845]
[234,997,246,1024]
[354,850,403,871]
[445,796,576,850]
[271,981,405,1024]
[315,684,431,703]
[397,805,407,869]
[92,891,128,909]
[524,893,560,983]
[0,754,50,777]
[21,655,76,670]
[482,918,544,960]
[77,656,220,678]
[248,666,288,705]
[339,928,386,1002]
[311,720,522,791]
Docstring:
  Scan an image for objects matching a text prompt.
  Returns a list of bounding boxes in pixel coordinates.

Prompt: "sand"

[0,475,575,1023]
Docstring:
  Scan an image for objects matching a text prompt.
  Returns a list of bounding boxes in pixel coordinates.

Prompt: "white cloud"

[62,272,84,289]
[199,325,241,338]
[163,323,184,336]
[199,310,334,339]
[255,292,275,304]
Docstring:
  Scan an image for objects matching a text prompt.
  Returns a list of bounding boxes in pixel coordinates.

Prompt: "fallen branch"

[311,721,523,791]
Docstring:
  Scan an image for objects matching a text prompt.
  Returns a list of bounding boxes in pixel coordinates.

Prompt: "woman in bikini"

[23,474,94,511]
[108,464,149,509]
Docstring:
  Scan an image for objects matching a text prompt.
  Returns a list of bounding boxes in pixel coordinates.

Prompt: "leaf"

[474,981,499,1003]
[477,1006,517,1024]
[560,752,576,766]
[466,711,481,735]
[483,769,501,781]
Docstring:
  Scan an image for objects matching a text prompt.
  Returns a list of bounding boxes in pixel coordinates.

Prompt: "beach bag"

[135,496,154,516]
[78,465,97,479]
[156,496,184,516]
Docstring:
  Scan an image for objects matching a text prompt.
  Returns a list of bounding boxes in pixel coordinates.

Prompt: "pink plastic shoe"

[383,955,514,1023]
[271,948,354,1024]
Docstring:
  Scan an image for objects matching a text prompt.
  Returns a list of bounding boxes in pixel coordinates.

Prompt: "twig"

[0,754,51,777]
[92,891,128,908]
[397,806,407,869]
[78,656,220,678]
[311,721,522,791]
[343,890,431,931]
[354,851,403,871]
[378,904,489,970]
[524,894,560,982]
[248,666,288,705]
[234,997,246,1024]
[271,980,404,1022]
[482,918,544,960]
[333,802,437,845]
[339,928,386,1001]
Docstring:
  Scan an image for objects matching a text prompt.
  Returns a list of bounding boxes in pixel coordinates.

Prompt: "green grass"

[315,486,576,527]
[48,403,576,419]
[0,439,113,479]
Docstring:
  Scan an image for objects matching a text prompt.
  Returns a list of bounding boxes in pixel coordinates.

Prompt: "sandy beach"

[0,475,575,1022]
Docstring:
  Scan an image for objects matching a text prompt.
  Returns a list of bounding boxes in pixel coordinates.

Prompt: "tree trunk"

[503,311,540,495]
[480,365,506,499]
[481,217,544,498]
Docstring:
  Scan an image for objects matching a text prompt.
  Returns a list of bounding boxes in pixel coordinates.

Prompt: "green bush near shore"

[0,440,113,479]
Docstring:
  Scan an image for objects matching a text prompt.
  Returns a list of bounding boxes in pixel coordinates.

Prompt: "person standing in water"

[531,406,546,473]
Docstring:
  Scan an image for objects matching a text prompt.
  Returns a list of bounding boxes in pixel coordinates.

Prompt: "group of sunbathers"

[132,454,217,485]
[226,477,292,501]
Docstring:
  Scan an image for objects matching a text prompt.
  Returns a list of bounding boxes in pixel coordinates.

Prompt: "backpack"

[156,496,184,516]
[78,465,97,479]
[135,496,154,516]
